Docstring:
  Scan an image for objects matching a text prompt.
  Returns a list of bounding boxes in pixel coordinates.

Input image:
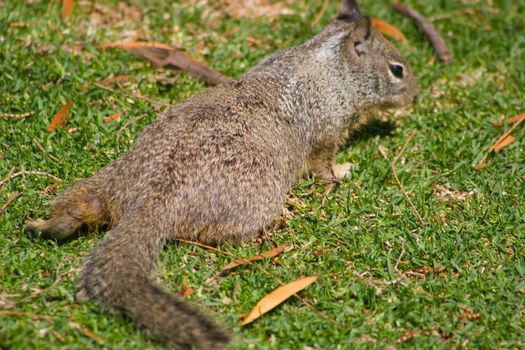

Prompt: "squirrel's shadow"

[346,116,397,146]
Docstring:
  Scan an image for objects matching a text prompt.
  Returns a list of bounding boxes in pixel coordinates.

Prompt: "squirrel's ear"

[338,0,361,22]
[351,16,371,56]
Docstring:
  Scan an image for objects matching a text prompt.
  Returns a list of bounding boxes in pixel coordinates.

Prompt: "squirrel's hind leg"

[26,182,108,240]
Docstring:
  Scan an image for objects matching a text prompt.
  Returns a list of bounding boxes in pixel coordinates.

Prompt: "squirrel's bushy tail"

[78,213,230,350]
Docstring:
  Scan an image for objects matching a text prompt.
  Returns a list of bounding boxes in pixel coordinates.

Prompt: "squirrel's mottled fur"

[26,1,418,349]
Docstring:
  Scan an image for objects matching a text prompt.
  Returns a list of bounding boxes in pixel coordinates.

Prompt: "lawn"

[1,0,524,349]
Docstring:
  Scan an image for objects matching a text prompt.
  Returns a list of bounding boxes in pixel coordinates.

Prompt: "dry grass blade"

[0,192,22,215]
[48,101,73,132]
[371,18,408,43]
[239,275,319,326]
[476,112,525,168]
[311,0,329,26]
[393,3,452,63]
[129,46,231,85]
[220,244,289,273]
[391,130,425,226]
[0,111,34,118]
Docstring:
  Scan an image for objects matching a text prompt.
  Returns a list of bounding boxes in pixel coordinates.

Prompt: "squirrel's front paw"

[331,162,353,180]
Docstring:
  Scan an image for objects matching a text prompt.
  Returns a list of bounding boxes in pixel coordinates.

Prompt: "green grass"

[1,0,524,349]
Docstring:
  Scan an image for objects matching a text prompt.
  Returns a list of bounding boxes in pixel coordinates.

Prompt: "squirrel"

[26,0,418,349]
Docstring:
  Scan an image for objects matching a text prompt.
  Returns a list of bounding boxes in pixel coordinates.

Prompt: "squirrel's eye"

[389,64,404,78]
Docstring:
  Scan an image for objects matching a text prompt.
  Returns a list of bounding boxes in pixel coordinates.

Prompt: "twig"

[393,3,453,63]
[116,113,148,141]
[69,322,104,344]
[0,310,52,320]
[33,139,60,162]
[175,238,338,326]
[476,113,525,169]
[393,241,405,273]
[0,192,22,215]
[391,130,425,226]
[311,0,329,26]
[94,82,171,108]
[0,111,35,118]
[117,82,172,108]
[129,46,231,85]
[0,170,61,189]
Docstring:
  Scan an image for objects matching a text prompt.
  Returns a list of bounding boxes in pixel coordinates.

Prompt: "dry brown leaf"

[239,275,318,326]
[62,0,73,19]
[103,112,122,123]
[48,101,73,132]
[180,281,195,298]
[371,18,408,43]
[494,135,516,153]
[220,245,288,273]
[476,111,525,168]
[507,112,525,125]
[225,0,293,21]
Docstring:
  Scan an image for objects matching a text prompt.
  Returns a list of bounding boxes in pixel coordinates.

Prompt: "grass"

[1,0,524,349]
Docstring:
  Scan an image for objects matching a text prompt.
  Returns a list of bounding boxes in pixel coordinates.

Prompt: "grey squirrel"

[26,0,418,348]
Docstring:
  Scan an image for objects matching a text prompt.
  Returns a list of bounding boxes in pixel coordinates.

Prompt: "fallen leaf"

[508,112,525,124]
[476,111,525,168]
[48,101,73,132]
[220,245,288,273]
[180,281,195,298]
[494,135,515,153]
[62,0,73,19]
[239,275,318,326]
[103,112,122,123]
[371,18,408,43]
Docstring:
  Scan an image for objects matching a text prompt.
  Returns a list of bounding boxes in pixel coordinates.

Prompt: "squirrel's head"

[312,0,419,111]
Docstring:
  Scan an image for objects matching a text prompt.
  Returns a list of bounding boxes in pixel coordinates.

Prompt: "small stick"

[391,130,426,226]
[393,241,405,273]
[175,238,338,326]
[116,82,173,108]
[94,82,172,108]
[129,46,231,86]
[475,113,525,168]
[311,0,329,26]
[0,171,61,189]
[393,3,453,63]
[33,139,60,162]
[0,111,35,118]
[116,113,148,140]
[0,192,22,215]
[0,310,52,321]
